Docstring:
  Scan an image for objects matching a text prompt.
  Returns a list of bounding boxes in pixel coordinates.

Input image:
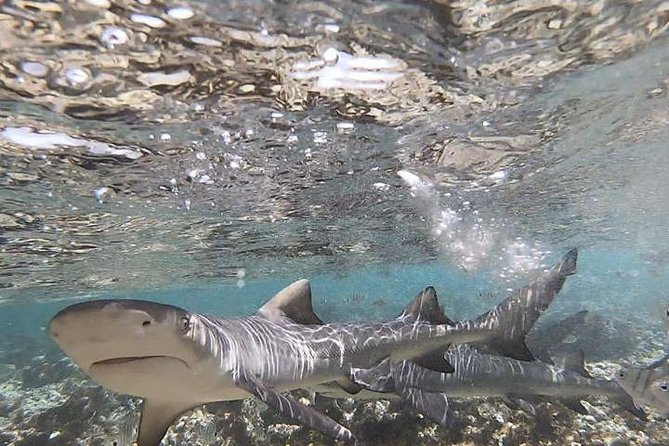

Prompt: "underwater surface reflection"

[0,0,668,445]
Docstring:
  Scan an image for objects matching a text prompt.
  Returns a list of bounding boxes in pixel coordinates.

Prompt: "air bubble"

[20,61,49,77]
[101,26,129,48]
[64,67,91,87]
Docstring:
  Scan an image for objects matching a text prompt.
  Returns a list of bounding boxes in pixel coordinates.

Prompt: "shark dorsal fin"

[553,349,592,378]
[397,287,455,325]
[257,279,324,325]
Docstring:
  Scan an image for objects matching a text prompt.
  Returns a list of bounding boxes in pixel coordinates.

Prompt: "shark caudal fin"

[470,248,578,360]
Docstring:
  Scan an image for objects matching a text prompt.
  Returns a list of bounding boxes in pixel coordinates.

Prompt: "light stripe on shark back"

[190,314,331,384]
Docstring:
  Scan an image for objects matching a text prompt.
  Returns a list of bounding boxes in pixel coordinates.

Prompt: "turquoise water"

[1,0,669,444]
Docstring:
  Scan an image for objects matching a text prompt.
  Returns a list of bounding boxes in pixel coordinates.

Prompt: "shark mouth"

[92,355,185,366]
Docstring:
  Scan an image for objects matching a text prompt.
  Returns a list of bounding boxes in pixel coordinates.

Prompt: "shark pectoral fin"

[411,349,455,374]
[397,384,454,430]
[558,398,588,414]
[233,371,357,445]
[350,357,394,393]
[335,377,363,395]
[137,400,191,446]
[502,395,539,415]
[613,394,647,420]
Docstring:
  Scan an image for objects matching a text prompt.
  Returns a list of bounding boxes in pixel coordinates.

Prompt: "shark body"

[352,345,644,422]
[49,249,577,446]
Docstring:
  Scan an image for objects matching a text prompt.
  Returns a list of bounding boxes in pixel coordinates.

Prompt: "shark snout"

[49,300,154,341]
[48,299,188,370]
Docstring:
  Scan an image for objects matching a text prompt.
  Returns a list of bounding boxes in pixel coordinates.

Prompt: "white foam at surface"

[1,127,84,149]
[84,0,110,7]
[138,70,192,87]
[130,13,166,28]
[190,36,222,47]
[167,6,194,20]
[291,50,405,90]
[0,127,143,160]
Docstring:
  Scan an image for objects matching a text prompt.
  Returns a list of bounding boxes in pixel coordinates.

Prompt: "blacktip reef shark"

[49,249,577,446]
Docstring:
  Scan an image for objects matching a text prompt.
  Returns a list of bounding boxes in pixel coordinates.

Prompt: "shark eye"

[178,316,191,332]
[617,370,625,378]
[659,382,669,392]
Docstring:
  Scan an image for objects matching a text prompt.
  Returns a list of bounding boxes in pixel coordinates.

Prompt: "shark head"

[49,299,206,398]
[615,364,669,416]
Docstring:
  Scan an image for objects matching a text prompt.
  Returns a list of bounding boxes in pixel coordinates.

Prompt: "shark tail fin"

[472,249,578,360]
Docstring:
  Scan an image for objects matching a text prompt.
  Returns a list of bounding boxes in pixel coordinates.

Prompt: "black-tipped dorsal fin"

[138,400,191,446]
[257,279,324,325]
[397,287,455,325]
[553,349,592,378]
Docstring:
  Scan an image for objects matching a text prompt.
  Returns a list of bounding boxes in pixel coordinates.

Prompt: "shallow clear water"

[1,0,668,445]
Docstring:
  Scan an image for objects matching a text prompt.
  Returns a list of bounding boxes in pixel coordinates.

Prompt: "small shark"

[348,250,644,423]
[48,249,577,446]
[352,345,645,422]
[616,356,669,416]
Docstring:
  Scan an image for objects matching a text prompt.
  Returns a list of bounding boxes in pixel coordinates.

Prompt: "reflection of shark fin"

[233,370,356,445]
[257,279,324,325]
[138,400,191,446]
[397,385,454,429]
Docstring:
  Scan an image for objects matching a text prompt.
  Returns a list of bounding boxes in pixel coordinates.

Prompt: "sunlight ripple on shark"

[49,249,578,446]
